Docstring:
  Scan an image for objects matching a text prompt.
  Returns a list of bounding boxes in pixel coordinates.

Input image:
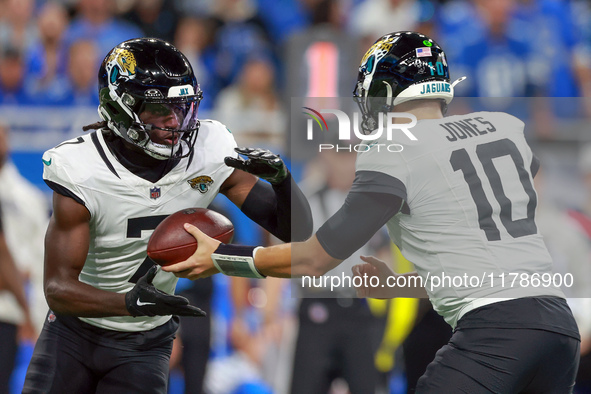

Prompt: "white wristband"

[211,244,265,279]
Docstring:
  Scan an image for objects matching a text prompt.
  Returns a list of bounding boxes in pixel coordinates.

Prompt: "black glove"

[125,265,206,317]
[225,147,289,185]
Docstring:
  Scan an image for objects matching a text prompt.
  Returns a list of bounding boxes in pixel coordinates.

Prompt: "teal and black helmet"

[98,38,203,159]
[353,31,464,134]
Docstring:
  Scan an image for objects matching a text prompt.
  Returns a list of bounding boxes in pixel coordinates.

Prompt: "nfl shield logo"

[150,187,161,199]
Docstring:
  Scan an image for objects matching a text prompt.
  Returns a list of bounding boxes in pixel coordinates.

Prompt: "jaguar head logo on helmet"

[353,31,466,134]
[105,48,137,84]
[94,38,203,160]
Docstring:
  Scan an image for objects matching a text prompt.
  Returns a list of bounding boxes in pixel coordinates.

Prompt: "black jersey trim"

[91,131,120,179]
[55,136,84,149]
[185,145,195,170]
[44,180,86,207]
[531,155,540,178]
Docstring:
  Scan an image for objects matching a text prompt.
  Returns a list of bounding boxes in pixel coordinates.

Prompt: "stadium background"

[1,0,591,393]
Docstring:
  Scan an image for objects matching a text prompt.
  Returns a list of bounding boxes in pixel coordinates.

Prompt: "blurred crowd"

[2,0,591,393]
[0,0,590,147]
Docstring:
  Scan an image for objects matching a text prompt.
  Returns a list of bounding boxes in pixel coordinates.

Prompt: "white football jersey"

[356,111,564,328]
[42,120,236,331]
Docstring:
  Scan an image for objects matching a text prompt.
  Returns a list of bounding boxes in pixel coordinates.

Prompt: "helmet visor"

[139,101,199,133]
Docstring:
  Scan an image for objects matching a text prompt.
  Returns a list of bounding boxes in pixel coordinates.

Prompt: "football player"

[165,32,581,392]
[23,38,312,393]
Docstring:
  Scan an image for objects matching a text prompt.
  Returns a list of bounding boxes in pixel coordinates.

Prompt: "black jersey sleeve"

[316,171,407,260]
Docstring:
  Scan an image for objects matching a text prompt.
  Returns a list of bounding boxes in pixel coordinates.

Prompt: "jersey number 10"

[450,138,537,241]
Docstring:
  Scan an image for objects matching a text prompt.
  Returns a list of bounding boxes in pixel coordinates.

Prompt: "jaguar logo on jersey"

[150,187,161,200]
[106,48,137,85]
[188,176,213,194]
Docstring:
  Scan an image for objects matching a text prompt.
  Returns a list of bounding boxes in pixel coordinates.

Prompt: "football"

[147,208,234,266]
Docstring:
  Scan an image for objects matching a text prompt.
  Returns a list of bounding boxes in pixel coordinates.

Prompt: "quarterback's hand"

[352,256,399,299]
[161,223,221,280]
[225,147,288,185]
[353,256,427,298]
[125,265,206,317]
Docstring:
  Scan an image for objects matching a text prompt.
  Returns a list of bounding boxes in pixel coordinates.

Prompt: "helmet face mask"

[136,100,200,159]
[97,38,203,160]
[353,31,460,134]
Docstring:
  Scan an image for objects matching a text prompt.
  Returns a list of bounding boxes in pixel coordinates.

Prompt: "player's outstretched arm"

[162,223,340,279]
[44,193,203,317]
[164,190,406,280]
[221,147,313,242]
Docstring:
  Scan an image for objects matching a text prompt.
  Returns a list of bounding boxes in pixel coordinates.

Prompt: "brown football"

[147,208,234,266]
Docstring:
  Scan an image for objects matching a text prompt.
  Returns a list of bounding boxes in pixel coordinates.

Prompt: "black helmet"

[98,38,203,159]
[353,31,465,134]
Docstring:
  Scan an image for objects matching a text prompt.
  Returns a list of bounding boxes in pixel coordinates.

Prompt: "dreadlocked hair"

[82,121,107,131]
